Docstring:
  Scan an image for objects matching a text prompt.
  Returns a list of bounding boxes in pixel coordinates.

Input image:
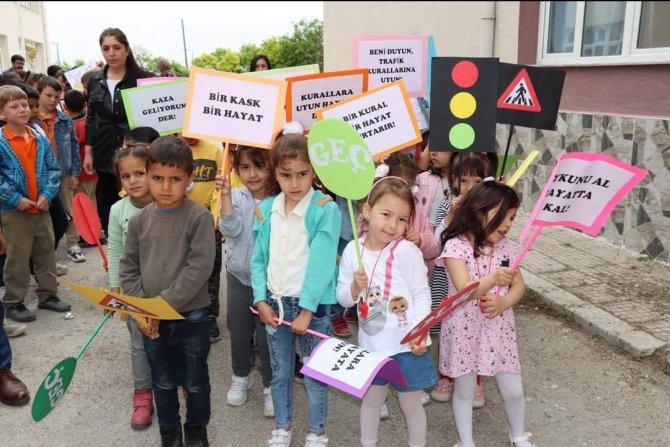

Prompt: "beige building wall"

[324,1,520,71]
[0,1,49,73]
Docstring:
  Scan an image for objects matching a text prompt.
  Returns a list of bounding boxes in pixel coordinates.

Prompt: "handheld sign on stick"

[32,280,184,421]
[401,281,479,346]
[32,313,111,422]
[250,306,407,397]
[308,118,375,317]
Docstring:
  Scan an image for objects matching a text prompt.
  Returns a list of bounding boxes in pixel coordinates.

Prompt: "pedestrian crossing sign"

[497,68,541,112]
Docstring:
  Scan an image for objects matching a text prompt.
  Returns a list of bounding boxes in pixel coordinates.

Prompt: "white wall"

[324,1,520,71]
[0,1,49,73]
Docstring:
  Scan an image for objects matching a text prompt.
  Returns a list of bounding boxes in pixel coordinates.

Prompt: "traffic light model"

[429,57,498,152]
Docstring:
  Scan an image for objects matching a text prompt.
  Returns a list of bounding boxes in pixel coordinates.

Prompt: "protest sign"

[354,35,428,97]
[497,63,565,130]
[121,80,188,135]
[301,338,407,398]
[401,282,479,346]
[182,67,286,149]
[62,279,185,320]
[316,81,421,160]
[286,69,368,131]
[137,76,187,87]
[63,62,99,91]
[430,57,498,152]
[308,118,375,200]
[519,152,648,243]
[245,64,320,81]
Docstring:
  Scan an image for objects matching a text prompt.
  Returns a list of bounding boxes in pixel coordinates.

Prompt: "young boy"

[181,135,224,343]
[63,89,101,248]
[120,135,215,446]
[35,76,83,263]
[0,85,70,323]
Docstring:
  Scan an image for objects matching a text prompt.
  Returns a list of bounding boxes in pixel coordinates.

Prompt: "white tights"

[360,384,427,447]
[452,372,528,447]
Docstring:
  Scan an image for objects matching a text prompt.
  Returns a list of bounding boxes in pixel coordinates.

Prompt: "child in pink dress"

[437,180,536,447]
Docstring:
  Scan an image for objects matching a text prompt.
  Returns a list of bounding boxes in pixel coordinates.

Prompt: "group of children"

[210,123,536,447]
[1,77,535,446]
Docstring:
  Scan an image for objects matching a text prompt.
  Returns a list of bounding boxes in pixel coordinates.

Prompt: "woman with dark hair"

[83,28,152,237]
[249,54,271,72]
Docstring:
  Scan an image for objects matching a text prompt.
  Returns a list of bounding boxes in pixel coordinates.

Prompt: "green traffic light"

[448,123,475,150]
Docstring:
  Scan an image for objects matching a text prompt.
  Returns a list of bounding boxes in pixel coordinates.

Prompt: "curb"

[521,268,666,358]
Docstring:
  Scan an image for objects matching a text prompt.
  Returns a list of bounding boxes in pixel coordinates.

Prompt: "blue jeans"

[0,303,11,369]
[143,308,211,429]
[330,237,352,320]
[265,296,331,434]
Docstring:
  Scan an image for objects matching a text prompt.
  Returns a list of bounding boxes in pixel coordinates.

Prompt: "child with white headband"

[251,123,341,447]
[337,175,437,447]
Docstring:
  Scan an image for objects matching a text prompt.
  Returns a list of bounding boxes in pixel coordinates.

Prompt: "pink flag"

[520,152,647,243]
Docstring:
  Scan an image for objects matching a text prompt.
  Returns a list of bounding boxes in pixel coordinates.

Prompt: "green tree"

[277,19,323,71]
[239,37,284,72]
[193,18,323,73]
[192,47,241,73]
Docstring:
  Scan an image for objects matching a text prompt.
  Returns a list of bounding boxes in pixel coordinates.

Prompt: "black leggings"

[95,171,121,235]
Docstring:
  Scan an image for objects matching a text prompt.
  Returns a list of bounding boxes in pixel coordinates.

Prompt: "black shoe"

[208,317,220,344]
[184,423,208,447]
[37,296,71,312]
[160,425,184,447]
[294,354,304,384]
[78,238,97,249]
[6,304,36,323]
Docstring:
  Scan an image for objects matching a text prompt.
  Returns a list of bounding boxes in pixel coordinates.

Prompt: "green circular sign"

[32,357,77,422]
[449,123,475,150]
[308,118,375,200]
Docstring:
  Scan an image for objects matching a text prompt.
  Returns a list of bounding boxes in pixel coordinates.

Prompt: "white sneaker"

[55,263,69,276]
[267,428,292,447]
[227,374,251,406]
[304,433,328,447]
[67,245,86,263]
[380,402,389,420]
[263,387,274,418]
[4,321,27,338]
[421,390,431,406]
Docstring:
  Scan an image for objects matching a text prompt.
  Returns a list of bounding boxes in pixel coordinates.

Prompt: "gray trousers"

[226,271,272,388]
[127,316,152,390]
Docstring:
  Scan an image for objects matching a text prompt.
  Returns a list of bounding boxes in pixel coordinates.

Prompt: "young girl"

[107,127,157,430]
[437,180,535,447]
[430,154,492,405]
[337,176,437,447]
[415,149,453,228]
[217,145,277,418]
[385,152,441,267]
[251,132,341,447]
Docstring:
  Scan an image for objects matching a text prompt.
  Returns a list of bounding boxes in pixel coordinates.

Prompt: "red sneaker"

[331,316,352,338]
[131,388,154,430]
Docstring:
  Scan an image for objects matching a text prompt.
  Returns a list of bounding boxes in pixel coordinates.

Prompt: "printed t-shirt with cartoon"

[337,237,432,357]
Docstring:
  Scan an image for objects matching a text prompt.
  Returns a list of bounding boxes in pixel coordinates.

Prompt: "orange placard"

[286,69,369,132]
[182,67,287,149]
[315,81,421,160]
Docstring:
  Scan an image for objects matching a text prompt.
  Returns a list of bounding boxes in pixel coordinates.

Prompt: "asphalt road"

[2,246,669,446]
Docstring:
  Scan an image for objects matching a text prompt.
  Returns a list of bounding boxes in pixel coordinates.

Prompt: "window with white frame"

[538,1,670,66]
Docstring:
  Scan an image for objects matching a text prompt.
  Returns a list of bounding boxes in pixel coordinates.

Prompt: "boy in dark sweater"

[120,136,215,446]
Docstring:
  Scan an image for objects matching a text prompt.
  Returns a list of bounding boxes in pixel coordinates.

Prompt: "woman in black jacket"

[83,28,152,235]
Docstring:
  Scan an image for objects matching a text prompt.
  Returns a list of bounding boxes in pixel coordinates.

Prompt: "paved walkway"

[509,213,670,359]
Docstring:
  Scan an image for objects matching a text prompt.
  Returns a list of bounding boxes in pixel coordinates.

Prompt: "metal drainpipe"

[480,1,496,57]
